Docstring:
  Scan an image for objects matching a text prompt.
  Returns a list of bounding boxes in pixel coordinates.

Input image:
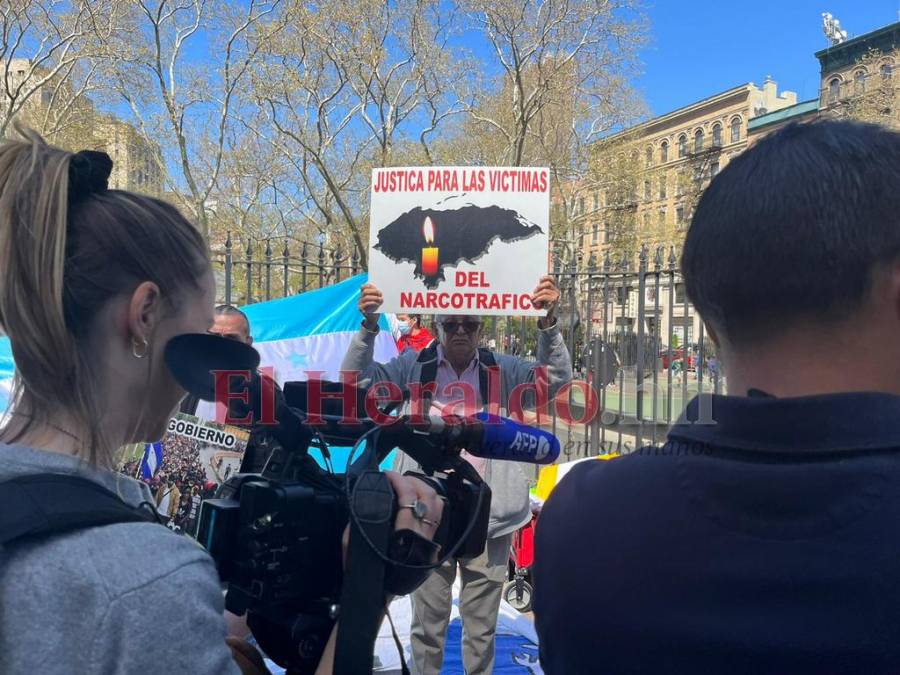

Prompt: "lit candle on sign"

[421,216,439,276]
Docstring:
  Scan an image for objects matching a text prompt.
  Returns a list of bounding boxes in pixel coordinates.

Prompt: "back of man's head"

[682,120,900,350]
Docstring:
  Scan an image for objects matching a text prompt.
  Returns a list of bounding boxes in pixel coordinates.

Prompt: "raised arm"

[340,282,415,388]
[506,275,573,397]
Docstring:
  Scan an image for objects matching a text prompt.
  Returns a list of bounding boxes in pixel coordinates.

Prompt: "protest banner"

[368,167,550,316]
[120,412,249,535]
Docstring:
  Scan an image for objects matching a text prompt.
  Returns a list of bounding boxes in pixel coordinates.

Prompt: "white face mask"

[398,321,412,335]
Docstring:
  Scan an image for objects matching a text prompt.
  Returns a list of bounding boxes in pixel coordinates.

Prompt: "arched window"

[882,63,894,81]
[694,129,704,153]
[712,123,722,147]
[645,147,653,168]
[854,70,866,96]
[643,179,651,201]
[678,134,687,158]
[828,77,841,104]
[730,117,741,143]
[660,140,668,163]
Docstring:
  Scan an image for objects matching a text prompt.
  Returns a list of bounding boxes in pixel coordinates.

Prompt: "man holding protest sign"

[350,164,568,673]
[341,275,571,675]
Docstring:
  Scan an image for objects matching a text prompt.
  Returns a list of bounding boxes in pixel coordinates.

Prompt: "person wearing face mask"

[396,313,435,353]
[341,277,572,675]
[0,129,443,675]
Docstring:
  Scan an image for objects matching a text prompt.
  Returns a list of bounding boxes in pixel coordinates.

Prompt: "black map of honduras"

[374,205,542,289]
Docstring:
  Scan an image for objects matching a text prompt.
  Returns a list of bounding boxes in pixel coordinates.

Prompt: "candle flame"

[423,216,435,244]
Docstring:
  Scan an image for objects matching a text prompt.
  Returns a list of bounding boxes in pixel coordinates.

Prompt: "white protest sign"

[368,166,550,316]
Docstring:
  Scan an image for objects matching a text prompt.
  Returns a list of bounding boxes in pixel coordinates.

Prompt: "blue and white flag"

[194,273,399,468]
[140,442,164,479]
[243,272,398,384]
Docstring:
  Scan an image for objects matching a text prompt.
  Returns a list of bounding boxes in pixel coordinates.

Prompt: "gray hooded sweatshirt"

[0,443,240,675]
[340,322,573,539]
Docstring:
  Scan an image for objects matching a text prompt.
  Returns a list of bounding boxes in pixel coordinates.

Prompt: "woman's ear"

[127,281,163,346]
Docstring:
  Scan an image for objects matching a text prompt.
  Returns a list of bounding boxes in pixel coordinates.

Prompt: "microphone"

[421,412,560,465]
[468,412,560,465]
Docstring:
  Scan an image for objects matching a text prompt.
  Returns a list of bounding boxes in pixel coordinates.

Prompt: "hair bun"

[68,150,113,206]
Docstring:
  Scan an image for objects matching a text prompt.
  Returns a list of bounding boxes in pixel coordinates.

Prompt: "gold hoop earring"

[132,336,149,359]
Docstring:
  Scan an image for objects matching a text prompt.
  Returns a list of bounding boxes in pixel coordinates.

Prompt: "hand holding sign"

[532,275,561,328]
[358,283,384,331]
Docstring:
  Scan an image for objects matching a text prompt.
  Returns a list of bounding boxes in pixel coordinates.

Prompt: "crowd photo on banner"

[120,413,249,534]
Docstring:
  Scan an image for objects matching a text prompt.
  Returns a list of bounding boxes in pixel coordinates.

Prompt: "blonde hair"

[0,128,209,467]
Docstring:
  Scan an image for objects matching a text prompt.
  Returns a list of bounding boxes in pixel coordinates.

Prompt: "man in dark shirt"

[534,120,900,675]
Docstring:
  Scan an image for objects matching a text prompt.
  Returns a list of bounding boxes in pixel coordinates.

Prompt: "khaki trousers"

[409,533,513,675]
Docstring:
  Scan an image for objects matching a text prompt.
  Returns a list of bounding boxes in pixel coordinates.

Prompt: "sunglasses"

[440,320,482,334]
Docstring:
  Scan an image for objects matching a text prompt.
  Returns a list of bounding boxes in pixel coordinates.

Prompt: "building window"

[730,117,741,143]
[644,180,651,201]
[694,129,704,153]
[710,160,720,179]
[578,197,585,214]
[678,134,687,158]
[712,123,722,147]
[592,223,599,244]
[828,77,840,104]
[660,140,668,163]
[854,70,865,96]
[603,222,610,243]
[882,63,893,81]
[592,192,599,211]
[658,209,666,226]
[674,283,686,304]
[659,175,667,199]
[676,170,684,197]
[645,147,653,168]
[643,212,651,227]
[676,205,684,225]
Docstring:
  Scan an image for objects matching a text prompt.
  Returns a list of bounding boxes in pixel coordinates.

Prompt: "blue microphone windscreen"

[472,412,560,464]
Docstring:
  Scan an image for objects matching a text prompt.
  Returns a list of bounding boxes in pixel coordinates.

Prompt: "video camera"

[164,333,560,674]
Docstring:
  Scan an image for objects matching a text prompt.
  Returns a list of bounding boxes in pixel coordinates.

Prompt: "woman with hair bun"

[0,129,442,675]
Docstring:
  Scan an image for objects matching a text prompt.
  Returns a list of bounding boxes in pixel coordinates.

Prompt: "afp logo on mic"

[510,430,552,462]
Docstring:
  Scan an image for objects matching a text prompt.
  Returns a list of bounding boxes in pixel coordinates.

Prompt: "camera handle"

[333,470,395,675]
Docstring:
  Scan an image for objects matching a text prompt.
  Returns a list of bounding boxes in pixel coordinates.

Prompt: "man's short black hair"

[682,120,900,347]
[215,304,250,331]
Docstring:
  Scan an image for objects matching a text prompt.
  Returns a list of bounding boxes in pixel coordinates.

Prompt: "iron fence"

[212,233,361,306]
[213,236,723,459]
[490,245,724,460]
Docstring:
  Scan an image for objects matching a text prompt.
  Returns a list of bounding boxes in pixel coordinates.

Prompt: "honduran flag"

[238,272,397,386]
[140,442,164,479]
[194,273,400,468]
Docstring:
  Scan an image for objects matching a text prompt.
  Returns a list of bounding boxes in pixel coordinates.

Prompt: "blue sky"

[638,1,899,116]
